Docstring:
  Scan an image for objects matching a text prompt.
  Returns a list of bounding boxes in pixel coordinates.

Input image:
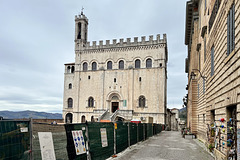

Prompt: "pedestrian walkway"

[109,131,214,160]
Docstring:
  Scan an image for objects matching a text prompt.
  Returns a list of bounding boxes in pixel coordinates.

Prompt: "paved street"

[111,131,214,160]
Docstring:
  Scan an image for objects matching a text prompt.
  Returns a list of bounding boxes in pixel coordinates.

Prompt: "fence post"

[29,118,33,160]
[114,123,116,155]
[128,122,130,147]
[137,123,139,143]
[85,122,91,160]
[143,124,145,141]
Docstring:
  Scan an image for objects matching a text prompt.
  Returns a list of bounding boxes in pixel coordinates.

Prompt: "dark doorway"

[65,113,73,123]
[112,102,119,113]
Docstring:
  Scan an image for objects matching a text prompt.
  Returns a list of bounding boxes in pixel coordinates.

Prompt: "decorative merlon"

[75,34,167,50]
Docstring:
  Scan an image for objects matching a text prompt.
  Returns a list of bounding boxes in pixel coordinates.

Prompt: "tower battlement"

[75,34,167,50]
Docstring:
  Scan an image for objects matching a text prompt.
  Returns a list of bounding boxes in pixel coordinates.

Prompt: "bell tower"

[75,10,88,47]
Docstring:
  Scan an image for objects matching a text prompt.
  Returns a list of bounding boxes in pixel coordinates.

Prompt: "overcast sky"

[0,0,188,113]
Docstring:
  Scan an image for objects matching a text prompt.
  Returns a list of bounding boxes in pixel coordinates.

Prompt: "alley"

[110,131,214,160]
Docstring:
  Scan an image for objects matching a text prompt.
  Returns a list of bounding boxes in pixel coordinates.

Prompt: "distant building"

[185,0,240,159]
[63,12,168,124]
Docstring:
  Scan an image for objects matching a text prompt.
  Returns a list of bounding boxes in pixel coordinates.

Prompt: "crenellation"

[127,38,131,44]
[99,40,103,46]
[134,37,138,43]
[149,35,153,43]
[78,34,167,51]
[120,39,124,46]
[141,36,146,42]
[113,39,117,45]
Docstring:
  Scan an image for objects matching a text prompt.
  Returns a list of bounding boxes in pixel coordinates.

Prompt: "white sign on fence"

[38,132,56,160]
[72,130,86,155]
[100,128,108,147]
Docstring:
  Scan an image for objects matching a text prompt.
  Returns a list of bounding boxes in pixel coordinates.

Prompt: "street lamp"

[190,69,206,80]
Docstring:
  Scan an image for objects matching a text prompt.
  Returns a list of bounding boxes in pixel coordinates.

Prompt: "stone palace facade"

[63,12,168,124]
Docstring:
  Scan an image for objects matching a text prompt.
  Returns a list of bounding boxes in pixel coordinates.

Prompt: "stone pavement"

[109,131,214,160]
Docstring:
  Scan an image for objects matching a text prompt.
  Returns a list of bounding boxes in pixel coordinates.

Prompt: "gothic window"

[83,62,88,71]
[88,97,94,107]
[71,66,75,73]
[68,98,73,108]
[146,58,152,68]
[65,113,73,123]
[227,4,235,56]
[69,83,72,89]
[107,61,112,70]
[119,60,124,69]
[81,115,86,123]
[139,96,146,107]
[77,22,82,39]
[92,62,97,71]
[135,59,141,68]
[67,66,71,73]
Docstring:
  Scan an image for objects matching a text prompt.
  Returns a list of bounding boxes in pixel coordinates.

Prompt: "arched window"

[71,66,75,73]
[65,113,73,123]
[88,97,94,107]
[119,60,124,69]
[92,62,97,71]
[139,96,146,107]
[146,58,152,68]
[69,83,72,89]
[135,59,141,68]
[68,98,73,108]
[83,62,88,71]
[107,61,112,70]
[81,115,86,123]
[67,66,71,73]
[91,116,95,122]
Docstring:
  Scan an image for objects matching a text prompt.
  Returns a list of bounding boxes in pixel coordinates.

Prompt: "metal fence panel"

[33,123,69,160]
[116,122,128,154]
[129,123,137,146]
[88,122,114,160]
[65,123,87,160]
[138,123,144,142]
[0,120,31,160]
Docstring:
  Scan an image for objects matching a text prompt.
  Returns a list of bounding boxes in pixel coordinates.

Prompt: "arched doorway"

[65,113,73,123]
[81,115,86,123]
[111,95,119,113]
[91,116,94,122]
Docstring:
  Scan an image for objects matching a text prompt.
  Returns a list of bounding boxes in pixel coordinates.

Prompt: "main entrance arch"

[107,92,122,113]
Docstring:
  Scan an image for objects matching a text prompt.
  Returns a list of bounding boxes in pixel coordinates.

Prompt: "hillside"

[0,110,62,119]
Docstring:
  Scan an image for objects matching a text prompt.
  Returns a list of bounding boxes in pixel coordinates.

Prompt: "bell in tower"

[75,9,88,45]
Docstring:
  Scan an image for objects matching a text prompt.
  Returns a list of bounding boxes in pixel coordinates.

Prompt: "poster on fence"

[100,128,108,147]
[72,130,86,155]
[38,132,56,160]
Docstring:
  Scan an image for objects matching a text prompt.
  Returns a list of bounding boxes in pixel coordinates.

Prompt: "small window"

[81,115,86,123]
[204,37,206,62]
[114,78,116,82]
[160,63,162,67]
[88,97,94,107]
[67,66,71,73]
[83,62,88,71]
[139,77,141,82]
[139,96,146,107]
[68,98,73,108]
[119,60,124,69]
[146,58,152,68]
[69,83,72,89]
[227,4,235,56]
[107,61,112,70]
[71,66,75,73]
[88,76,90,79]
[135,59,141,68]
[92,62,97,71]
[211,46,214,76]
